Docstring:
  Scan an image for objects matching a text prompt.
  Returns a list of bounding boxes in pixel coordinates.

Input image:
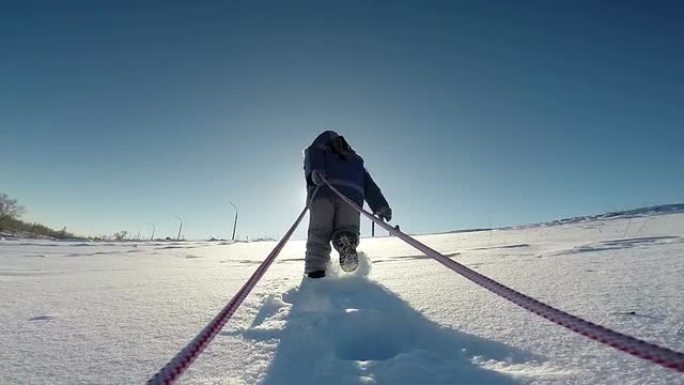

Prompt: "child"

[303,131,391,278]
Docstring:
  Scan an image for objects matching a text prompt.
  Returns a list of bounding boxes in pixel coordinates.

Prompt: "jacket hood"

[311,130,340,147]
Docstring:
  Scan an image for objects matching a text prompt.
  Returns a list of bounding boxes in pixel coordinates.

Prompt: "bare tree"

[0,193,25,218]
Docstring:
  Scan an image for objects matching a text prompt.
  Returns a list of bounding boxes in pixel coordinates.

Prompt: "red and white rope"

[325,179,684,374]
[147,202,311,385]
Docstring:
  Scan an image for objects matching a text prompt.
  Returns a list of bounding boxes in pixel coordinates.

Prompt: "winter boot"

[333,232,359,272]
[307,270,326,279]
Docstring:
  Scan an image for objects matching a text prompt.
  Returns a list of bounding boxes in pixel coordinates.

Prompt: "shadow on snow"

[241,269,538,384]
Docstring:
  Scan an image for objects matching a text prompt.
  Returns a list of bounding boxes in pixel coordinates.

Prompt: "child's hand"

[375,206,392,222]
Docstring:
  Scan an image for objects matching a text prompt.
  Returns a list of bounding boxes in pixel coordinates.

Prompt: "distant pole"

[228,200,238,241]
[150,223,156,241]
[372,222,375,237]
[173,215,183,241]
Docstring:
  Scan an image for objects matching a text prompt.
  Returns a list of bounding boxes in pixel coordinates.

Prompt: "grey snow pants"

[305,195,360,273]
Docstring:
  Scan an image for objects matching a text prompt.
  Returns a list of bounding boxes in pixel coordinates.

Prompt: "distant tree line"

[1,193,284,242]
[0,193,75,239]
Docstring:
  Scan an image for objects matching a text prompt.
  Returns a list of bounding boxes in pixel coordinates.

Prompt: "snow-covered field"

[1,212,683,384]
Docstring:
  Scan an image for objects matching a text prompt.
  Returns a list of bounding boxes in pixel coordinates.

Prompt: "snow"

[1,213,683,384]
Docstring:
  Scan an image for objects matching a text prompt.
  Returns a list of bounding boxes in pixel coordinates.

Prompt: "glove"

[311,169,326,186]
[375,206,392,222]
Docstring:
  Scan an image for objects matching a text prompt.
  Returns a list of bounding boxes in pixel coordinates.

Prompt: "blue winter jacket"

[304,131,389,213]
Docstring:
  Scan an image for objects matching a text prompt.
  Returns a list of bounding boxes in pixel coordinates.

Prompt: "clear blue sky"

[1,1,683,240]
